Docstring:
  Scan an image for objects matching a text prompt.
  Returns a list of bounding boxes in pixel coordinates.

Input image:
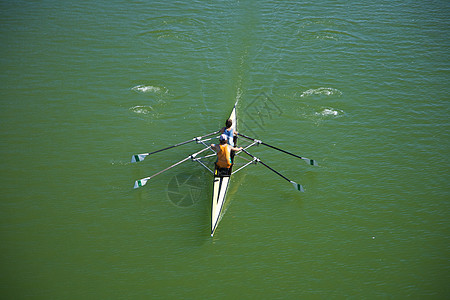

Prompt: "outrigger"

[132,99,318,236]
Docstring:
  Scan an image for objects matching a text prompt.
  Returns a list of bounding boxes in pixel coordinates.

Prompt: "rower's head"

[225,119,232,128]
[219,134,228,144]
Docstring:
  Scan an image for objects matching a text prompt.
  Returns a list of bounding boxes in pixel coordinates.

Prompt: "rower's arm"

[230,146,243,151]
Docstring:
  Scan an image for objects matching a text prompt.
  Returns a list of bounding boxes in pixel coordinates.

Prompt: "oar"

[134,147,210,189]
[131,130,219,163]
[238,133,318,166]
[241,149,304,192]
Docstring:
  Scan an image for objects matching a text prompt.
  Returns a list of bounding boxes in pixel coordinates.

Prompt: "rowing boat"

[211,101,238,236]
[131,100,318,236]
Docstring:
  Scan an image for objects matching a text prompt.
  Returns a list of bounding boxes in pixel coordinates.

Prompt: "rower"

[211,134,242,176]
[219,119,238,146]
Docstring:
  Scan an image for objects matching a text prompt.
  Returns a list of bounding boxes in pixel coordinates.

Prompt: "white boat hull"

[211,101,237,236]
[211,175,230,236]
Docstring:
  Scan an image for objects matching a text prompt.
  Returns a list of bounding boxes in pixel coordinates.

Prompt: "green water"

[1,0,449,298]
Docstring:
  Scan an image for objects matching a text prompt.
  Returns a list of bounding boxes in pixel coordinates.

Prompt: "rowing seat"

[215,165,232,177]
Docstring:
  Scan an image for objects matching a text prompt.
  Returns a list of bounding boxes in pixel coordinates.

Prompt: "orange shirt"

[216,144,232,168]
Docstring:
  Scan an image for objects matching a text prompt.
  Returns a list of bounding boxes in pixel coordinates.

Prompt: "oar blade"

[290,181,304,192]
[303,158,318,166]
[134,178,149,189]
[131,153,148,163]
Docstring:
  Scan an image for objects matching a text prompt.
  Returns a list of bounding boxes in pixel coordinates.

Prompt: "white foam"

[315,107,344,117]
[321,108,338,116]
[131,85,168,94]
[317,35,338,41]
[236,87,243,103]
[300,87,342,97]
[129,105,154,115]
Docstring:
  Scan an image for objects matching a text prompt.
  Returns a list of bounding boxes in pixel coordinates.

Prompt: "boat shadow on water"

[166,170,247,245]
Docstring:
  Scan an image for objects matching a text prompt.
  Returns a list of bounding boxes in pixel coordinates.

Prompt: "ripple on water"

[295,17,364,41]
[292,87,346,124]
